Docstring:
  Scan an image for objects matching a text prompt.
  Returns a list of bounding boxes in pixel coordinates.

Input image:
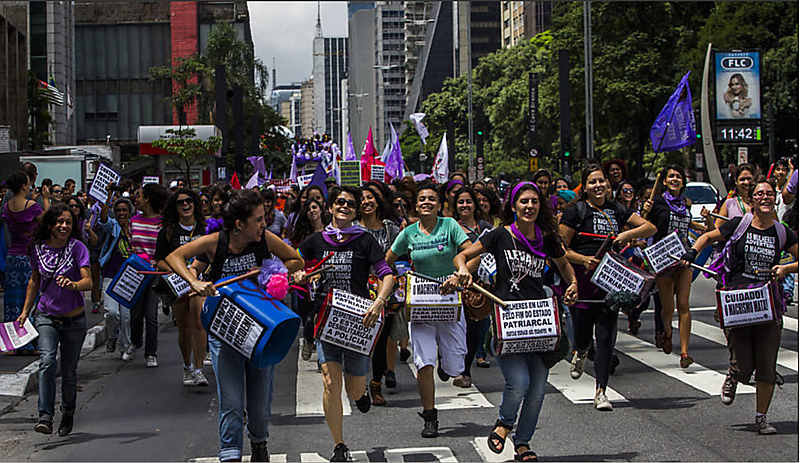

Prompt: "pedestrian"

[64,178,76,196]
[129,183,170,367]
[532,169,558,212]
[705,163,756,230]
[386,181,472,438]
[474,187,502,228]
[97,197,135,359]
[167,189,304,462]
[2,171,47,353]
[685,178,798,434]
[294,185,394,461]
[18,203,92,436]
[558,166,655,410]
[454,180,578,462]
[155,189,208,387]
[50,185,64,204]
[440,179,464,218]
[86,197,105,315]
[283,185,325,239]
[260,188,287,236]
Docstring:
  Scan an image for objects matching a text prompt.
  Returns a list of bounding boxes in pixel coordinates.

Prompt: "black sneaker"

[437,364,449,382]
[34,419,53,435]
[355,391,371,413]
[721,372,737,405]
[330,443,350,462]
[399,348,411,362]
[58,414,74,437]
[418,408,439,438]
[385,370,397,389]
[250,440,269,462]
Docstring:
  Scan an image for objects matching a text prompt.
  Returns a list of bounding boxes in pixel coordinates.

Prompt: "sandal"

[680,353,694,368]
[487,419,512,454]
[514,443,538,462]
[476,358,491,368]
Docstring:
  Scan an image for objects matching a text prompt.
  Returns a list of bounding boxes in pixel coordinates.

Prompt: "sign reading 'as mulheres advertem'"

[318,289,383,356]
[643,231,687,275]
[716,282,777,329]
[493,298,560,354]
[405,274,462,322]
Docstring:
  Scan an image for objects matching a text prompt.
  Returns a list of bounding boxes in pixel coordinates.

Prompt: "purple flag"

[247,156,266,177]
[384,123,404,182]
[309,162,328,196]
[345,132,357,161]
[651,71,696,153]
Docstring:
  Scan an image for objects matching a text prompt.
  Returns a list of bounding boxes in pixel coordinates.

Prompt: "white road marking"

[295,343,351,417]
[385,447,457,462]
[406,363,494,409]
[677,320,798,372]
[301,451,368,462]
[641,306,717,314]
[547,359,627,404]
[472,436,516,462]
[782,316,798,332]
[615,331,755,396]
[190,456,286,462]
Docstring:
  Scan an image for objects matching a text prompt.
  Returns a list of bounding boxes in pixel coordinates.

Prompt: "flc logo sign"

[721,56,754,70]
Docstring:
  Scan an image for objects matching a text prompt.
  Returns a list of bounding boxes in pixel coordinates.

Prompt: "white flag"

[409,113,429,145]
[432,133,449,184]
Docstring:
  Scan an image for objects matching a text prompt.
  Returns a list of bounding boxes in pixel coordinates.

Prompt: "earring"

[514,212,517,222]
[234,228,240,234]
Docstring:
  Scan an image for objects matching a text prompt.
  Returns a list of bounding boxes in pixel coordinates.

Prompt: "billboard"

[714,50,761,121]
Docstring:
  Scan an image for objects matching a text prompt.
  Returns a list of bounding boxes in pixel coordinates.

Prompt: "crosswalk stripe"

[615,331,755,396]
[783,316,798,332]
[295,343,351,417]
[190,456,287,462]
[385,447,458,462]
[406,363,494,410]
[301,451,368,462]
[677,320,799,372]
[471,436,516,462]
[547,360,627,404]
[641,306,717,314]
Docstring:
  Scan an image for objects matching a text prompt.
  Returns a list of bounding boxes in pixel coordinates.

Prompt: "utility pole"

[466,3,474,181]
[583,1,594,161]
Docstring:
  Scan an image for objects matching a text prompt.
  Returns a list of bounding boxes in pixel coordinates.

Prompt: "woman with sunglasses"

[684,179,797,434]
[616,181,638,210]
[386,182,473,439]
[293,186,394,462]
[64,196,87,243]
[199,191,212,219]
[559,166,655,410]
[155,189,208,387]
[454,181,578,462]
[18,203,92,437]
[97,197,136,358]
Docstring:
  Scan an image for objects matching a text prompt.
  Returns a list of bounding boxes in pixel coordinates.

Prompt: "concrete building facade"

[300,76,314,138]
[312,35,348,145]
[0,2,28,151]
[346,5,376,151]
[501,1,553,48]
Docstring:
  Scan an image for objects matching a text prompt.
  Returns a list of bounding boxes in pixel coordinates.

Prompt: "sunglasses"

[335,197,358,209]
[176,198,194,206]
[68,203,81,209]
[53,190,62,194]
[621,188,634,194]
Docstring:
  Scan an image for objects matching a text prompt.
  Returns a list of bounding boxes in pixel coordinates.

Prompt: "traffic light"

[477,129,483,136]
[564,150,571,157]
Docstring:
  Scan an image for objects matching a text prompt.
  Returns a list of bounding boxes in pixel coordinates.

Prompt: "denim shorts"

[315,339,370,377]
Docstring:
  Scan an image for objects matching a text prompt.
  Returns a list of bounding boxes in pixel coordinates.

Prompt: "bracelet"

[376,295,388,303]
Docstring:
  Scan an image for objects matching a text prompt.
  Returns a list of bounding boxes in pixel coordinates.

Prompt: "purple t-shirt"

[29,238,91,316]
[3,202,43,256]
[786,170,798,195]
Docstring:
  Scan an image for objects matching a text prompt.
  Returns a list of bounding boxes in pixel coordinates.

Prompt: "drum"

[105,254,156,309]
[314,289,383,356]
[590,252,656,300]
[643,231,688,275]
[716,281,782,329]
[492,297,560,355]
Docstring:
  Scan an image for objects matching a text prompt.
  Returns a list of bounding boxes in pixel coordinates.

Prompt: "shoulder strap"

[209,230,229,282]
[731,213,754,242]
[773,220,787,249]
[576,200,588,225]
[257,231,271,261]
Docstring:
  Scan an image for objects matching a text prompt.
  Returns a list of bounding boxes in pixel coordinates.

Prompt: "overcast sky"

[249,2,348,87]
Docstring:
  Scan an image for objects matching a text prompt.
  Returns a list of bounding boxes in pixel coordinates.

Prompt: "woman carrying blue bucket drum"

[293,185,394,463]
[166,190,303,462]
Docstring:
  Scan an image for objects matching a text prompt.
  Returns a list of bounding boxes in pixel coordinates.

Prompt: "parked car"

[684,181,720,222]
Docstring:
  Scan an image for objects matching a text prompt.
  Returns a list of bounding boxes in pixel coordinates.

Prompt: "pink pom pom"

[266,273,289,300]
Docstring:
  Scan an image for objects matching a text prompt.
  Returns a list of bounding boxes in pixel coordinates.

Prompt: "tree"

[27,70,53,150]
[150,128,222,189]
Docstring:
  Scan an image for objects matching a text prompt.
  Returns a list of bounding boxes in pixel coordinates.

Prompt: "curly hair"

[162,188,206,241]
[31,203,83,248]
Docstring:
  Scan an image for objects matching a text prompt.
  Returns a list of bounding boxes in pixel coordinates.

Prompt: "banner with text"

[405,274,462,322]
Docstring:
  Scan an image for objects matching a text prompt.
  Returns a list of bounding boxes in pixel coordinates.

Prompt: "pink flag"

[361,127,379,182]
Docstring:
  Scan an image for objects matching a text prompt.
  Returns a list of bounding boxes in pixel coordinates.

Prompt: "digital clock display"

[715,125,762,144]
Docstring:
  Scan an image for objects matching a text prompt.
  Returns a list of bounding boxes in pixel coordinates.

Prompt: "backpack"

[207,229,271,284]
[706,213,787,285]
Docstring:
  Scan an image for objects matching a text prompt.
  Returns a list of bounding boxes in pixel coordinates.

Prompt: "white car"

[684,181,720,222]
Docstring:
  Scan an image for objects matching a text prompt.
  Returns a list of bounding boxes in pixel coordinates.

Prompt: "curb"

[0,320,106,411]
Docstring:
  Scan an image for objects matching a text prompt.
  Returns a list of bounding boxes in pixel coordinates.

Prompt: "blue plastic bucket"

[202,278,300,367]
[105,254,155,309]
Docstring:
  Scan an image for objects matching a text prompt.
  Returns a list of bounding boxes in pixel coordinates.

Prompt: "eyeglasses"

[622,188,634,194]
[52,190,62,194]
[753,191,776,199]
[335,197,358,209]
[68,203,81,209]
[176,198,194,206]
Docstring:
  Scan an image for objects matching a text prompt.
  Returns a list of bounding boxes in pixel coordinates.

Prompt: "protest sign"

[405,274,462,322]
[317,289,383,356]
[643,231,687,275]
[478,253,497,282]
[339,160,361,186]
[297,174,314,189]
[716,282,778,329]
[105,255,155,309]
[142,176,160,186]
[208,296,265,361]
[371,164,386,183]
[164,273,192,299]
[88,163,120,204]
[492,298,560,354]
[0,318,38,352]
[590,252,655,300]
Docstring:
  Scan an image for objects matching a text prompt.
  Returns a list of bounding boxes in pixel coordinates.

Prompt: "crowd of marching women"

[0,156,797,461]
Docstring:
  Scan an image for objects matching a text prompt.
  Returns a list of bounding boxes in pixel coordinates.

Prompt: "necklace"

[506,227,532,293]
[459,219,479,236]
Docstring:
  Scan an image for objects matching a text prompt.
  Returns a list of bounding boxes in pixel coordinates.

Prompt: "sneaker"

[399,347,411,362]
[330,443,350,462]
[385,370,397,389]
[193,370,209,387]
[251,440,269,462]
[569,351,588,379]
[721,372,737,405]
[106,338,117,353]
[301,340,313,361]
[476,358,491,368]
[146,355,158,368]
[34,419,53,435]
[594,390,613,411]
[121,345,136,362]
[204,352,212,366]
[57,414,74,437]
[418,408,439,438]
[91,302,100,314]
[755,415,777,435]
[452,375,472,388]
[437,364,449,381]
[355,390,371,413]
[183,368,195,387]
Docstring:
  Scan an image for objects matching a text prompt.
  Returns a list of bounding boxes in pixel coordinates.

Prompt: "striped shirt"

[130,214,162,265]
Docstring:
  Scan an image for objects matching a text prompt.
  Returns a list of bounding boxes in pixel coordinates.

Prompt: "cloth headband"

[446,180,464,191]
[510,181,539,204]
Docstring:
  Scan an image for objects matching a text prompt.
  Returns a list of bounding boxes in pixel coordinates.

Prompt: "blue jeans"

[476,317,490,360]
[495,352,549,448]
[36,312,87,422]
[209,335,274,462]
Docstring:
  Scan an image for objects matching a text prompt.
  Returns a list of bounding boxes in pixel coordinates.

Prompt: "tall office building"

[456,2,502,76]
[374,1,405,147]
[346,3,376,150]
[501,1,553,48]
[300,77,314,138]
[312,8,348,145]
[0,3,28,151]
[403,1,435,98]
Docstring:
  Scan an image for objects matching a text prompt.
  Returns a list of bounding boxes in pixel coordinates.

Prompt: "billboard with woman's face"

[715,51,761,120]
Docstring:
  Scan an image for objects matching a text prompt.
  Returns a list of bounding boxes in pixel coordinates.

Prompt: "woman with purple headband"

[454,181,578,462]
[294,185,394,462]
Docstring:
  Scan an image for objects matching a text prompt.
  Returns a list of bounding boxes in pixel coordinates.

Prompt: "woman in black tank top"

[166,190,303,463]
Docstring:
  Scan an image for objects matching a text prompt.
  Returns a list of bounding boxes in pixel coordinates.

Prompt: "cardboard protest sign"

[590,252,655,300]
[405,274,462,322]
[88,163,120,204]
[0,318,38,352]
[142,176,160,186]
[643,231,687,275]
[478,253,497,282]
[297,174,314,189]
[339,161,361,186]
[370,164,386,183]
[716,282,778,329]
[317,289,383,356]
[493,298,560,354]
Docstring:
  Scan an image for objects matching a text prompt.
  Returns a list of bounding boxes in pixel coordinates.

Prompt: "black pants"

[652,291,664,333]
[297,293,316,344]
[371,313,395,382]
[571,306,618,390]
[462,317,481,377]
[130,287,158,357]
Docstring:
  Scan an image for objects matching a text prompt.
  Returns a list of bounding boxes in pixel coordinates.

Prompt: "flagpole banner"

[409,113,429,145]
[650,71,696,153]
[714,50,761,120]
[339,160,361,187]
[432,133,449,183]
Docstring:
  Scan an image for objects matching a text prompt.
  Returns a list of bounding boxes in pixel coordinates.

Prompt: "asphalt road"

[0,276,797,462]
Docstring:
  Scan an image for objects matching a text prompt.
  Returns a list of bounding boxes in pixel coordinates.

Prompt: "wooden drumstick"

[709,212,728,221]
[667,254,718,276]
[642,172,663,220]
[188,268,261,298]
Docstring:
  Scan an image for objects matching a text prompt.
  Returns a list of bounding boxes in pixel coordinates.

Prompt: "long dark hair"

[452,187,481,224]
[289,198,328,244]
[222,189,263,232]
[64,195,86,221]
[501,181,559,240]
[142,183,170,214]
[579,165,607,200]
[659,164,687,195]
[474,187,501,223]
[287,185,326,217]
[31,203,83,248]
[361,182,399,224]
[162,188,205,241]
